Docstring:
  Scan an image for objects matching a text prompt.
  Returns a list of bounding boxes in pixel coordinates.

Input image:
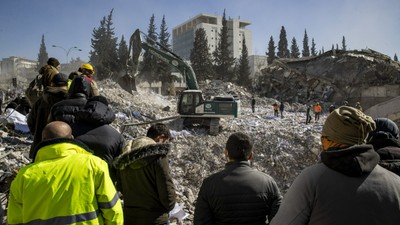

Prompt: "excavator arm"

[129,29,200,90]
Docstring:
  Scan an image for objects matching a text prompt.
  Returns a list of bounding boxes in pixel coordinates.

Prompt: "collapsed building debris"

[0,79,325,224]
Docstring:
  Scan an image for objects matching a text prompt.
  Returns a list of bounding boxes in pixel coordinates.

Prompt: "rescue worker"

[251,96,256,113]
[79,63,100,97]
[273,102,279,117]
[314,102,322,122]
[328,104,336,113]
[279,101,285,118]
[7,121,123,225]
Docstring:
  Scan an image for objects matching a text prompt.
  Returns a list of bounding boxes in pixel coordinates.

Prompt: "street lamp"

[52,45,82,63]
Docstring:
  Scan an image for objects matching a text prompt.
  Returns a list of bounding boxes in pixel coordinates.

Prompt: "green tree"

[37,34,48,69]
[342,36,347,51]
[141,14,158,82]
[311,38,317,56]
[394,53,398,62]
[117,35,129,76]
[89,9,119,80]
[190,28,214,82]
[213,10,235,81]
[237,36,251,88]
[277,26,290,58]
[267,36,276,64]
[290,37,300,58]
[158,15,173,94]
[302,29,310,57]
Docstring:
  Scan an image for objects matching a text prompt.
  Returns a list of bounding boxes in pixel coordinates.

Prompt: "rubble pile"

[0,79,324,224]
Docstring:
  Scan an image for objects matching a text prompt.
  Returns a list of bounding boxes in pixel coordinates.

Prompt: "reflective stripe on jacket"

[7,139,123,225]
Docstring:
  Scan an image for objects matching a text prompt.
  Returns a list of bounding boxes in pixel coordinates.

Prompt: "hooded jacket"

[71,98,124,185]
[194,161,282,225]
[49,76,91,124]
[28,86,68,159]
[113,137,176,225]
[369,138,400,176]
[270,145,400,225]
[7,138,123,225]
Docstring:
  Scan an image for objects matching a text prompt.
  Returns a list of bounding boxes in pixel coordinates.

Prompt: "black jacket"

[49,76,91,124]
[71,99,124,184]
[369,138,400,176]
[194,161,282,225]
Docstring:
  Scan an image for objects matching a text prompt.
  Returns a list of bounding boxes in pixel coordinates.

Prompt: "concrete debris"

[0,79,325,224]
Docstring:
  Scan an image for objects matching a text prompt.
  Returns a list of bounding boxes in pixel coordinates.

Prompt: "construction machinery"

[122,29,240,135]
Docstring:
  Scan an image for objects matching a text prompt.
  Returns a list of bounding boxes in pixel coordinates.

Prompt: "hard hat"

[80,63,95,74]
[356,101,360,104]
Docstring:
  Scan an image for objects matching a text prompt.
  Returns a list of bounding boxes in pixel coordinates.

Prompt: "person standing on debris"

[367,118,400,176]
[194,132,282,225]
[113,123,176,225]
[279,101,285,118]
[306,104,313,124]
[270,106,400,225]
[273,102,279,117]
[355,101,363,111]
[48,76,91,124]
[314,102,322,121]
[70,96,125,186]
[251,96,256,113]
[28,73,69,159]
[79,63,100,97]
[7,121,123,225]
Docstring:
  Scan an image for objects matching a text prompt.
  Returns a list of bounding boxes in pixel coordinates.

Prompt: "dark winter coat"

[194,161,282,225]
[28,86,68,159]
[369,138,400,176]
[49,76,91,124]
[270,145,400,225]
[70,99,124,184]
[113,137,176,225]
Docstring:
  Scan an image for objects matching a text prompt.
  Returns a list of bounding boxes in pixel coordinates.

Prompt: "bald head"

[42,121,73,141]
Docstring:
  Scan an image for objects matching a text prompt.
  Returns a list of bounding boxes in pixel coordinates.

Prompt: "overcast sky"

[0,0,398,63]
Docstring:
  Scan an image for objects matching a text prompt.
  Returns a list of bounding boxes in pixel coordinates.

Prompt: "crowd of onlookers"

[2,57,400,224]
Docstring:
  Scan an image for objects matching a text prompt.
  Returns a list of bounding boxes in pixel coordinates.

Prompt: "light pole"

[52,45,82,63]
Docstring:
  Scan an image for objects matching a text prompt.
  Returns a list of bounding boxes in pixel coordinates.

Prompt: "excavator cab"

[177,90,204,115]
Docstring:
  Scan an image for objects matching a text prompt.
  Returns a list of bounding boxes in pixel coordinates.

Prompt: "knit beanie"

[322,106,376,146]
[47,57,60,67]
[369,118,399,140]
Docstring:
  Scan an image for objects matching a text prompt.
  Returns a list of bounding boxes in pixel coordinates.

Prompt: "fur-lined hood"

[113,137,170,170]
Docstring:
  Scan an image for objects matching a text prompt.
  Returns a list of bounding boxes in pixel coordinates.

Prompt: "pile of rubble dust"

[0,79,325,224]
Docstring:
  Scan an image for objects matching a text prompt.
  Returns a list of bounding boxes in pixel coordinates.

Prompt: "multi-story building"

[0,56,37,89]
[172,13,252,60]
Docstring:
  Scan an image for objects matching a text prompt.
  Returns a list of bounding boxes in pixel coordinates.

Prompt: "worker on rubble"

[7,121,123,225]
[28,73,69,159]
[306,104,313,124]
[279,101,285,118]
[270,106,400,225]
[79,63,100,97]
[70,95,125,186]
[194,132,282,225]
[251,96,256,113]
[314,102,322,121]
[273,102,279,117]
[113,123,176,225]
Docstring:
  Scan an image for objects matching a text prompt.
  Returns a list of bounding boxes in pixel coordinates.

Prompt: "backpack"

[25,74,43,107]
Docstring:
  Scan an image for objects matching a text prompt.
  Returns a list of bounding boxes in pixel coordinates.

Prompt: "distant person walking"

[314,102,322,121]
[273,102,279,117]
[8,121,123,225]
[251,96,256,113]
[306,104,313,124]
[279,101,285,118]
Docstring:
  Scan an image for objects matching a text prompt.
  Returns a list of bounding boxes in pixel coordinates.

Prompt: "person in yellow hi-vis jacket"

[7,121,123,225]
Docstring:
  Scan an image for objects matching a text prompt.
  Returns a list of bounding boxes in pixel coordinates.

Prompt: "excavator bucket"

[117,74,137,93]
